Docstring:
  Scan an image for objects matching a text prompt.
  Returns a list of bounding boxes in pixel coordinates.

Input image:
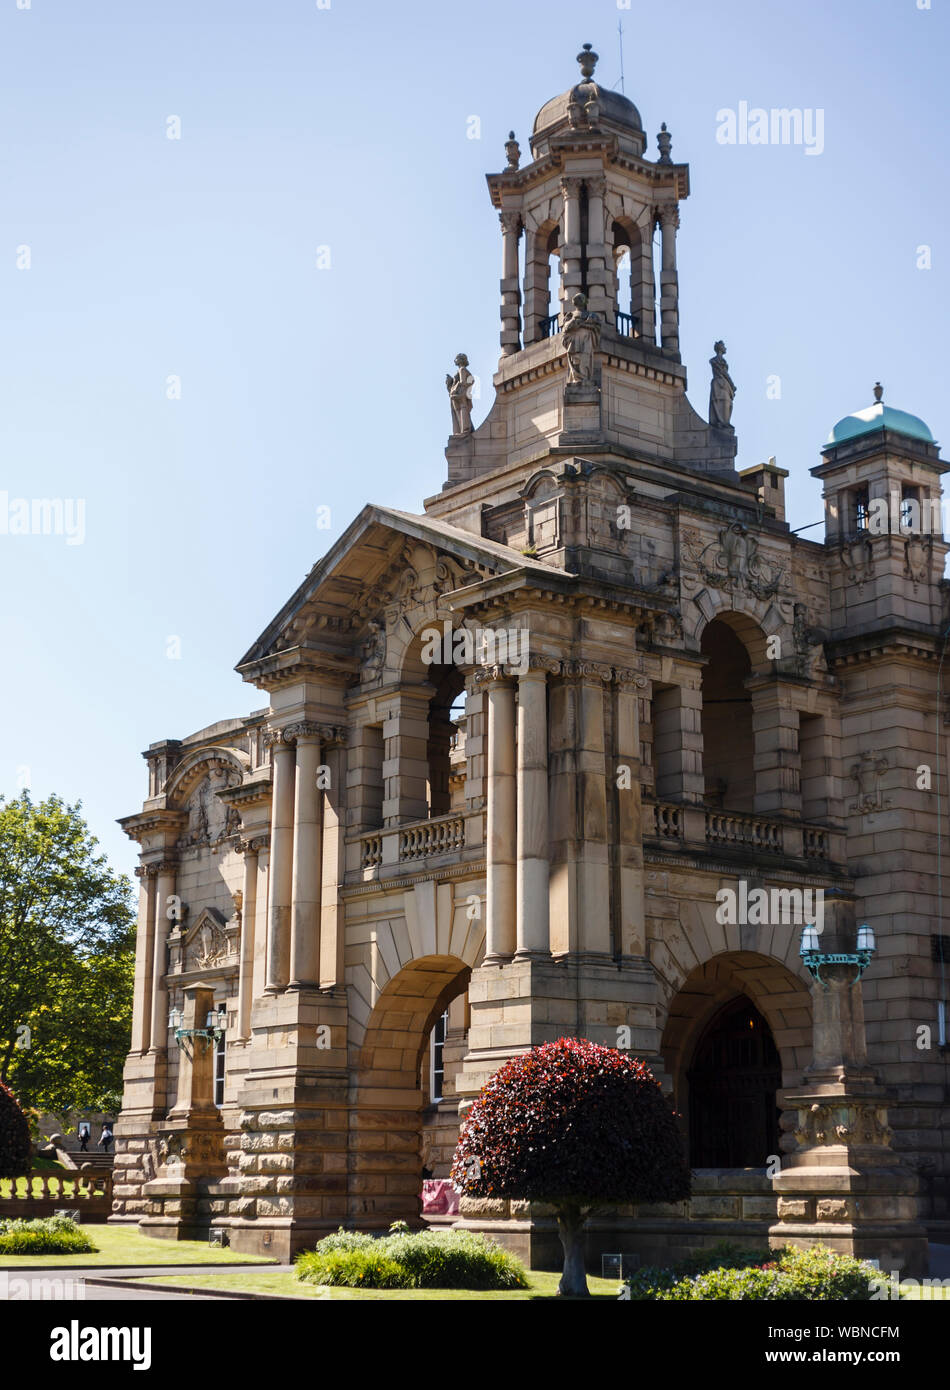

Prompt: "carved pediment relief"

[177,767,243,849]
[183,907,234,971]
[681,523,786,601]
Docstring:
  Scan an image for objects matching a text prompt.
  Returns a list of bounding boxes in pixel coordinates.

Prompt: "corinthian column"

[484,671,516,959]
[265,728,296,992]
[289,723,323,989]
[149,859,177,1053]
[516,666,550,956]
[499,211,522,356]
[657,202,680,354]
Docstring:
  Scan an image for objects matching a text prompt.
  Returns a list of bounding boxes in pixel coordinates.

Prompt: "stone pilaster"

[657,202,680,354]
[265,728,296,992]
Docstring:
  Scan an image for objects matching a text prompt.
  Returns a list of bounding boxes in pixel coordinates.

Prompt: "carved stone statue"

[562,293,601,384]
[709,340,736,429]
[446,353,474,436]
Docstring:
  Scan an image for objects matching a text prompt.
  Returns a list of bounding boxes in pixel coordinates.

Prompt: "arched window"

[700,618,755,811]
[426,663,466,818]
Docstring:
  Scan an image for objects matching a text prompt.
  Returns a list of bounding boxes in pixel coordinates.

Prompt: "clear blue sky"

[1,0,947,881]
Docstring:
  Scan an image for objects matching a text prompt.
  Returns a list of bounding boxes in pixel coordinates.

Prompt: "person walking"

[98,1121,114,1153]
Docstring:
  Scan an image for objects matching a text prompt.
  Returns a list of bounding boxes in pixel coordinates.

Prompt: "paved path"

[0,1263,293,1302]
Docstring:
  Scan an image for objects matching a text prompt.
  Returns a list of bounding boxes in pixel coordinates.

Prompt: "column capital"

[585,174,607,198]
[613,666,649,690]
[283,720,324,744]
[565,659,614,682]
[151,858,178,876]
[657,201,680,230]
[473,664,517,688]
[239,834,269,856]
[560,175,583,198]
[499,210,522,236]
[263,726,295,750]
[135,863,158,880]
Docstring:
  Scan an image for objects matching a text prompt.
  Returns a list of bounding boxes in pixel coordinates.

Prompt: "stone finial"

[873,381,884,403]
[657,122,672,164]
[504,130,521,170]
[576,42,598,80]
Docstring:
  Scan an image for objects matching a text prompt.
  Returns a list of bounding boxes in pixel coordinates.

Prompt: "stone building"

[113,45,948,1271]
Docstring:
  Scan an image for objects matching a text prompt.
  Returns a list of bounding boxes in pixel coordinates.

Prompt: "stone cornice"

[824,626,940,669]
[118,808,188,843]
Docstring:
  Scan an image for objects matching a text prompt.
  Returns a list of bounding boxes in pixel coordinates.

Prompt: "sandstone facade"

[113,46,948,1268]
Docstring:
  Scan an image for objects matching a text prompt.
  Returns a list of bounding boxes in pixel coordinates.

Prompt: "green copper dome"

[827,386,935,447]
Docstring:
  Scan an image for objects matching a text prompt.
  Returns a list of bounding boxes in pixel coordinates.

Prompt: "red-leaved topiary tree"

[451,1037,691,1296]
[0,1079,32,1180]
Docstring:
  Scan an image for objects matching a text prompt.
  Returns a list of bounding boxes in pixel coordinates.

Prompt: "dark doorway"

[687,996,781,1167]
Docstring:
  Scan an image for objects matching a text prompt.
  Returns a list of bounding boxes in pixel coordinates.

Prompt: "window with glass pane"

[214,1034,226,1107]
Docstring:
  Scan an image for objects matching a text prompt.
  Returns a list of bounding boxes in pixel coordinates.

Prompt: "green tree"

[0,793,135,1117]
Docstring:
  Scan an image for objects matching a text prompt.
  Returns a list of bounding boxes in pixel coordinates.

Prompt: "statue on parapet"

[446,353,474,436]
[709,340,736,429]
[562,293,601,385]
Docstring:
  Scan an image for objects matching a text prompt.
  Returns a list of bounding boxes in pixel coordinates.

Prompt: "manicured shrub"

[296,1245,407,1289]
[0,1214,96,1255]
[0,1080,31,1180]
[451,1037,691,1296]
[295,1227,528,1290]
[625,1243,881,1301]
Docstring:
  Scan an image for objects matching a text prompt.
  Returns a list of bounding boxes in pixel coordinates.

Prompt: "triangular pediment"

[236,504,558,674]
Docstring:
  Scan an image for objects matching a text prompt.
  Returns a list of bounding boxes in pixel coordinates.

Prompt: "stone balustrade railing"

[399,814,466,862]
[0,1171,113,1205]
[650,802,683,840]
[705,810,783,854]
[643,800,831,863]
[359,832,382,869]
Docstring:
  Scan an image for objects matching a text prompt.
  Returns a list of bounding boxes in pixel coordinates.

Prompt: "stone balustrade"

[643,800,831,863]
[399,813,465,862]
[0,1170,113,1221]
[359,832,382,869]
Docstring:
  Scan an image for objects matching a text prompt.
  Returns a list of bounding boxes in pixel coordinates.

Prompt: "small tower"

[441,43,738,489]
[813,383,948,632]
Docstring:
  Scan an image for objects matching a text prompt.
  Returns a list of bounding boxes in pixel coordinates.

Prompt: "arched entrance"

[687,996,781,1167]
[350,954,471,1229]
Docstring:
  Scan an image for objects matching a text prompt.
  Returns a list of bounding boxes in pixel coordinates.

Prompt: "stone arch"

[163,746,248,811]
[689,590,790,668]
[348,952,473,1229]
[659,949,812,1132]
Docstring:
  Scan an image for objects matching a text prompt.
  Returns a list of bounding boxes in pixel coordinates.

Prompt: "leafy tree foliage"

[0,794,135,1117]
[452,1037,691,1296]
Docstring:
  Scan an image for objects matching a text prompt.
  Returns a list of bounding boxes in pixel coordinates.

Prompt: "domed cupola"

[530,44,647,159]
[827,382,936,448]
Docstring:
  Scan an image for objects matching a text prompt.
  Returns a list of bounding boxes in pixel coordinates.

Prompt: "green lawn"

[125,1268,622,1300]
[0,1223,276,1268]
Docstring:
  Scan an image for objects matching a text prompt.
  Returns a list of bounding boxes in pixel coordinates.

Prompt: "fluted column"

[560,177,583,311]
[499,211,522,355]
[516,666,550,956]
[289,723,323,989]
[237,838,262,1040]
[149,859,177,1053]
[484,672,516,959]
[131,865,157,1052]
[584,175,609,320]
[657,202,680,354]
[265,729,296,992]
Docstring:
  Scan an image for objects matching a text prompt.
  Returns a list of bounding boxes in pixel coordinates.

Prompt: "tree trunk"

[556,1203,590,1297]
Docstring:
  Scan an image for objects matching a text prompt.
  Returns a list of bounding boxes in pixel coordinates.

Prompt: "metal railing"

[539,313,561,339]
